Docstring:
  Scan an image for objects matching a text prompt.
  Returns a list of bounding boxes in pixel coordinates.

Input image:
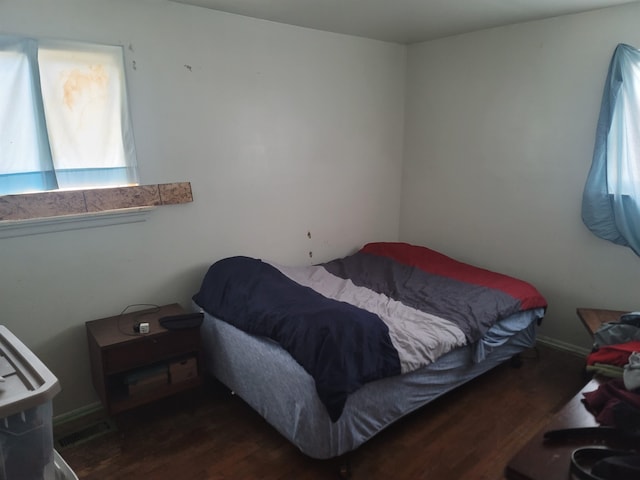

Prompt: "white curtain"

[0,37,138,195]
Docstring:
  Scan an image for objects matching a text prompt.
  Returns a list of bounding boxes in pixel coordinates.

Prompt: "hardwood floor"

[58,344,587,480]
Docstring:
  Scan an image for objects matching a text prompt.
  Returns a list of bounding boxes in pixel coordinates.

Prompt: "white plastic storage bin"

[0,325,74,480]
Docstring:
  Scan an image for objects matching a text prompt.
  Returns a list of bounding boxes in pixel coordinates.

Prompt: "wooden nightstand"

[86,303,203,415]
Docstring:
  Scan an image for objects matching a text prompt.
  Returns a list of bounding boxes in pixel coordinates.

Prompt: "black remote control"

[159,312,204,330]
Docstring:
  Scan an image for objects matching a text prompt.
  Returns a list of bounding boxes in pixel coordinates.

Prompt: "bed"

[192,242,547,460]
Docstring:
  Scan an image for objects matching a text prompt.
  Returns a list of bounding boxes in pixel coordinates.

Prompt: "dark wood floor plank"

[58,345,587,479]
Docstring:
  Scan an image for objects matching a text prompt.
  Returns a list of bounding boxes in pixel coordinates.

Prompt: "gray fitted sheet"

[197,303,542,459]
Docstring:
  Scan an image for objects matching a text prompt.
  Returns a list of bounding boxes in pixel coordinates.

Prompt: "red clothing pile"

[583,379,640,428]
[587,341,640,367]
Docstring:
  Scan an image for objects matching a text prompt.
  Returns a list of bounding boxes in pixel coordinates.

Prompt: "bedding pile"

[193,242,547,421]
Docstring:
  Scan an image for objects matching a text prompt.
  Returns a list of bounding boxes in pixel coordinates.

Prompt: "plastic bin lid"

[0,326,61,417]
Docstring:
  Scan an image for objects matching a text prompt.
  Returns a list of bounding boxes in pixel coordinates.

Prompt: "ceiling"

[171,0,638,44]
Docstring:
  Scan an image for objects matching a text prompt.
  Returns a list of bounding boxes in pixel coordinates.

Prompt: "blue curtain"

[0,37,58,194]
[582,44,640,256]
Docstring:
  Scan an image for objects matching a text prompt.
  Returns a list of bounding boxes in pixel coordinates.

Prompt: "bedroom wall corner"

[399,2,640,351]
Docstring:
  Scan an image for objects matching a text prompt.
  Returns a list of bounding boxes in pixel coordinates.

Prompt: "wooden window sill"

[0,182,192,238]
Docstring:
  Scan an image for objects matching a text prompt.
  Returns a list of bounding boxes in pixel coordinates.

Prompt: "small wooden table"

[504,307,628,480]
[576,307,627,336]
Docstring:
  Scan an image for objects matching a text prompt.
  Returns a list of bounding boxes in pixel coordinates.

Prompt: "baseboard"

[537,335,591,357]
[53,401,105,428]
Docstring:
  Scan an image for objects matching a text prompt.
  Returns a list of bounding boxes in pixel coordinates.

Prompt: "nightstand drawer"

[103,330,199,374]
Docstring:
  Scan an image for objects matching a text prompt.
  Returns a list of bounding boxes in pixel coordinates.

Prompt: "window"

[582,43,640,256]
[0,36,138,196]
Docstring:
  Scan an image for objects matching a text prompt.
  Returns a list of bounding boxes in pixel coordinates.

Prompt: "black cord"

[119,304,161,316]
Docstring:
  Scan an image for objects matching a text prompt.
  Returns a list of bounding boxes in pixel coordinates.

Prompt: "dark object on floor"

[545,422,640,480]
[543,426,640,442]
[570,447,640,480]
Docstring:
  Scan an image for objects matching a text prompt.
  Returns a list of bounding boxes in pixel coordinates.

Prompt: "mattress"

[197,304,542,459]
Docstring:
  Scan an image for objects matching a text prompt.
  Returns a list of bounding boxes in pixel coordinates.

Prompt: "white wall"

[401,3,640,351]
[0,0,406,415]
[5,0,640,418]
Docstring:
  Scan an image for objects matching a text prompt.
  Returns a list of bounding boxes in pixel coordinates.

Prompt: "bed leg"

[337,456,352,479]
[510,353,523,369]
